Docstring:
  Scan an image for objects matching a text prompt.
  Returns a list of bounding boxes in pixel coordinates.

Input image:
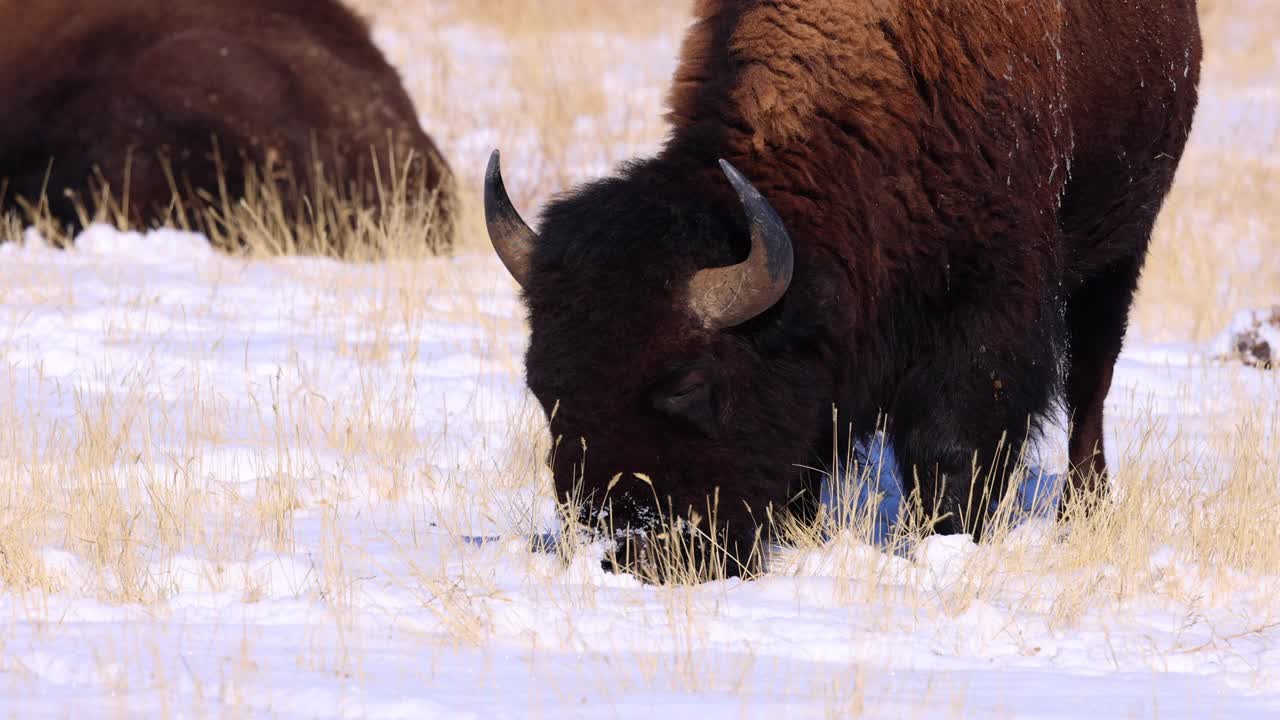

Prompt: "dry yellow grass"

[4,149,455,262]
[1,325,1275,641]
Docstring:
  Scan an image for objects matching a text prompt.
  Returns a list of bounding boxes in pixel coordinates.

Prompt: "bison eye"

[651,369,717,436]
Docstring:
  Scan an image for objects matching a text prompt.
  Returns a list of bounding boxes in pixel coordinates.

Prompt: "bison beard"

[489,0,1202,581]
[0,0,454,251]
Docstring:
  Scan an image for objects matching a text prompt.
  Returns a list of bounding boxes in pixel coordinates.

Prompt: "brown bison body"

[0,0,453,249]
[487,0,1201,578]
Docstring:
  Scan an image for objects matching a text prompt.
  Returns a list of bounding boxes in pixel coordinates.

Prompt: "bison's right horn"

[688,160,795,330]
[484,149,536,287]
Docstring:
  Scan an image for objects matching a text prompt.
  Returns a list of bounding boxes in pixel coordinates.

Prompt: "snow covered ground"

[2,4,1279,719]
[1,222,1277,718]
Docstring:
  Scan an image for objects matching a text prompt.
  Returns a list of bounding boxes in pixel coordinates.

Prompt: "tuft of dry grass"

[6,147,455,261]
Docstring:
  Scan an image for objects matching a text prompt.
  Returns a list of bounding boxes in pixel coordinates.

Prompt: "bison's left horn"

[688,160,795,329]
[484,149,536,287]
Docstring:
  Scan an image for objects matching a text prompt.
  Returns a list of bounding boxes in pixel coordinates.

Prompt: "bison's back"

[0,0,454,251]
[663,0,1199,297]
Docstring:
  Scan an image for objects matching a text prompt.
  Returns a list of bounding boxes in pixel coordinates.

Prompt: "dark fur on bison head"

[489,151,842,579]
[0,0,453,253]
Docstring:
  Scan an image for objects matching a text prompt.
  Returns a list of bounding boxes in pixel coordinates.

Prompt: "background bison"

[0,0,454,253]
[487,0,1202,579]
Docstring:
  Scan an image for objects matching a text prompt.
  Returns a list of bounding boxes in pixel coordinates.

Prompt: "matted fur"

[511,0,1201,578]
[0,0,454,252]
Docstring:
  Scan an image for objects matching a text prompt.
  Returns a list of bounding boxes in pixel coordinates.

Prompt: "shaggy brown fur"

[0,0,454,251]
[504,0,1200,579]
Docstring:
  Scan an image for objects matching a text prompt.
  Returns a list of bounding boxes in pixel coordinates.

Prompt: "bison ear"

[651,368,718,437]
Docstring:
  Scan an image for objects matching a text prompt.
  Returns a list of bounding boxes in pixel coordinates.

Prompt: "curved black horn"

[687,159,794,329]
[484,149,537,287]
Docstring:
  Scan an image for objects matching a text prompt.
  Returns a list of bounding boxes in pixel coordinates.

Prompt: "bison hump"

[129,30,293,139]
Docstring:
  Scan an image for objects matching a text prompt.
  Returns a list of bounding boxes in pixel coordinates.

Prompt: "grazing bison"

[0,0,454,252]
[487,0,1201,578]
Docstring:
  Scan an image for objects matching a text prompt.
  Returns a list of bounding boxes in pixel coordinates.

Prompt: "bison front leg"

[1061,255,1144,519]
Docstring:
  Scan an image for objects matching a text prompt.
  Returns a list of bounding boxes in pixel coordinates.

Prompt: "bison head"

[485,150,834,580]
